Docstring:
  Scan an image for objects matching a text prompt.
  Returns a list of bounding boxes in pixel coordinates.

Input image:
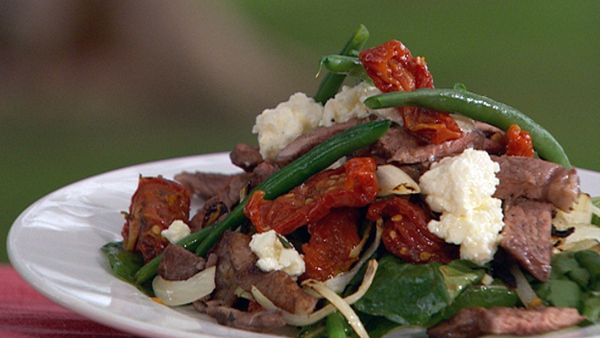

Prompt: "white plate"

[7,153,600,338]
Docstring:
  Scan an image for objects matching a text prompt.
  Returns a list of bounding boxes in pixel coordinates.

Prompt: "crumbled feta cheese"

[320,82,399,127]
[249,230,305,277]
[419,149,504,265]
[252,93,323,160]
[161,220,191,244]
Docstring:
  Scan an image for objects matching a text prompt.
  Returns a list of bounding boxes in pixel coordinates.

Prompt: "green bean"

[364,88,571,168]
[319,55,364,76]
[194,119,391,256]
[134,225,213,284]
[134,120,390,282]
[326,311,348,338]
[314,24,369,104]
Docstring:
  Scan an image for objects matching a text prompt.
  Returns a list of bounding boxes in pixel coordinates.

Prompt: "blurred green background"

[2,1,599,263]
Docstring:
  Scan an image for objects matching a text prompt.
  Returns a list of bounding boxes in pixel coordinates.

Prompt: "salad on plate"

[102,25,600,338]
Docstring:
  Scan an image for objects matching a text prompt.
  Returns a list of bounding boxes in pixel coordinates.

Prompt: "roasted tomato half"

[122,176,191,262]
[505,123,535,157]
[244,157,378,235]
[367,196,457,263]
[302,208,362,281]
[359,40,462,144]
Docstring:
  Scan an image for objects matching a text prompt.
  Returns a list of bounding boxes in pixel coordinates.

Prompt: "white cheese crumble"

[252,92,323,160]
[249,230,305,278]
[419,149,504,265]
[161,220,191,244]
[320,82,399,127]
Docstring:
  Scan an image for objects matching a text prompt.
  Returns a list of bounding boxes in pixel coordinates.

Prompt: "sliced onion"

[553,193,593,230]
[152,266,216,306]
[251,259,378,327]
[450,114,476,133]
[349,223,372,259]
[592,203,600,219]
[326,223,382,293]
[303,279,369,338]
[555,224,600,252]
[510,265,542,308]
[376,165,420,196]
[561,239,599,252]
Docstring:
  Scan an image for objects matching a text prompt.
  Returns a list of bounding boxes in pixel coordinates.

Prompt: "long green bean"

[319,55,364,76]
[194,119,391,256]
[364,88,571,167]
[326,311,348,338]
[314,24,369,104]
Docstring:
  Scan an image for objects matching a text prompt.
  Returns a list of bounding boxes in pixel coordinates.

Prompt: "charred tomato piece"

[359,40,462,144]
[122,176,191,262]
[244,157,378,235]
[367,196,458,263]
[302,208,362,281]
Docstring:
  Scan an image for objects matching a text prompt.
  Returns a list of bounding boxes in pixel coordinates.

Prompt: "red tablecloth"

[0,265,134,337]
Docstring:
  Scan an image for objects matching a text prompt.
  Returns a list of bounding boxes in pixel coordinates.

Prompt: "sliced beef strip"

[187,162,279,231]
[158,244,205,281]
[427,307,584,338]
[212,231,257,306]
[175,172,237,200]
[185,173,250,231]
[188,196,227,231]
[248,161,279,187]
[500,199,553,281]
[204,305,286,332]
[230,143,263,172]
[212,231,317,315]
[493,155,579,211]
[274,119,360,166]
[373,125,504,165]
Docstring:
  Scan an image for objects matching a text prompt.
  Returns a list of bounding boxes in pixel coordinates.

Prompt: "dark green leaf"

[439,262,484,300]
[360,313,402,338]
[568,267,591,288]
[101,241,144,283]
[583,295,600,323]
[429,285,518,325]
[354,255,449,326]
[576,250,600,278]
[552,253,580,277]
[536,279,582,309]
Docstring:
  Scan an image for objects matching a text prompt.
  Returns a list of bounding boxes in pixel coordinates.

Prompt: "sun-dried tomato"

[244,157,378,235]
[505,123,535,157]
[366,196,458,263]
[121,176,191,262]
[302,208,362,281]
[359,40,462,144]
[359,40,433,93]
[402,109,463,144]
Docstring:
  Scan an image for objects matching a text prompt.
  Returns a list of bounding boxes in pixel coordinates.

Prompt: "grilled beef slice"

[500,199,553,281]
[274,119,360,166]
[427,307,584,338]
[158,244,205,281]
[175,172,239,200]
[230,143,263,172]
[179,161,279,231]
[204,305,286,332]
[493,155,579,211]
[212,231,317,315]
[373,125,504,165]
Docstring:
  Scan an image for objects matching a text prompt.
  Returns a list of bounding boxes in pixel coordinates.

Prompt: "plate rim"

[7,153,600,338]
